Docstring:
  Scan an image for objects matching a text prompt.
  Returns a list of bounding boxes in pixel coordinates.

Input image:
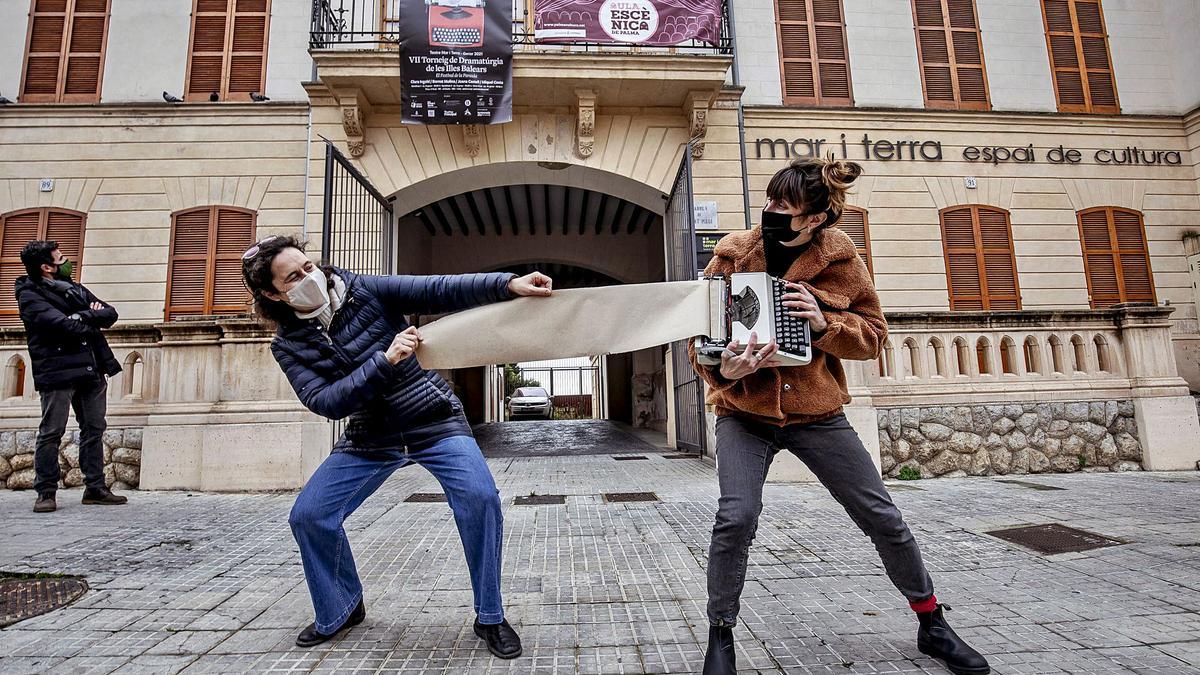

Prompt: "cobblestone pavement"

[1,450,1199,674]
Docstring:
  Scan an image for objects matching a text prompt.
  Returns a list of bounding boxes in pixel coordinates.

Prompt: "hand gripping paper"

[415,281,715,370]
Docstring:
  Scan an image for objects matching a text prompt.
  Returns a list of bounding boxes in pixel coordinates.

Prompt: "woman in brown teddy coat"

[690,157,989,675]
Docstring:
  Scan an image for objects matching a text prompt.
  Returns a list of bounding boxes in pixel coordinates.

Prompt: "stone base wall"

[0,428,142,491]
[877,402,1142,479]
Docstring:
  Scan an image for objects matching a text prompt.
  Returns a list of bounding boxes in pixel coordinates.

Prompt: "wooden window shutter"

[837,207,873,276]
[940,205,1020,311]
[1041,0,1118,113]
[19,0,110,103]
[912,0,990,110]
[1078,207,1153,307]
[166,206,256,320]
[776,0,853,106]
[186,0,270,102]
[0,208,87,327]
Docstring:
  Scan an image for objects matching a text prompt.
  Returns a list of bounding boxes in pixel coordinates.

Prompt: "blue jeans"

[289,435,505,633]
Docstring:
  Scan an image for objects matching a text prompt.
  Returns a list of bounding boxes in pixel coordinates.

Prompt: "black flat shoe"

[703,624,737,675]
[917,605,990,675]
[295,598,365,648]
[473,618,522,659]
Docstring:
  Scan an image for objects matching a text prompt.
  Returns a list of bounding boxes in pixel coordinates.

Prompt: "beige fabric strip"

[415,281,714,370]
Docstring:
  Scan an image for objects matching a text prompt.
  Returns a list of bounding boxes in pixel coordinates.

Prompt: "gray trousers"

[34,378,108,495]
[707,413,935,626]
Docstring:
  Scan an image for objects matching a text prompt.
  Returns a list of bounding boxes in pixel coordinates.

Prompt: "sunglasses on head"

[242,235,281,261]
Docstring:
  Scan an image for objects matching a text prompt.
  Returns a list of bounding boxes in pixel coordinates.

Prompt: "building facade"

[0,0,1197,491]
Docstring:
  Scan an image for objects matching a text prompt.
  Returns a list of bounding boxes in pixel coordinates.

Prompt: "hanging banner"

[400,0,513,125]
[533,0,722,46]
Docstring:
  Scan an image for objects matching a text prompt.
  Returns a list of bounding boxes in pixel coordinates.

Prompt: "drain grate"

[985,524,1123,554]
[1,576,89,628]
[996,480,1065,491]
[613,455,648,461]
[663,454,698,460]
[513,494,566,506]
[404,493,448,503]
[603,492,660,503]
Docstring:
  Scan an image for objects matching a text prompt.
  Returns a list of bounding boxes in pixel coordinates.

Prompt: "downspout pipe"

[725,0,753,230]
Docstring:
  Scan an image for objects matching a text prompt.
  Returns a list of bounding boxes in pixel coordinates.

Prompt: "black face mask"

[761,209,805,244]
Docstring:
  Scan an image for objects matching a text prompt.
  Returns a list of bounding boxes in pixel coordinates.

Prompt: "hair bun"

[821,158,862,190]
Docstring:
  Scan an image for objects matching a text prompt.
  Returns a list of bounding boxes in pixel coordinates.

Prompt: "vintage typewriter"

[695,273,812,367]
[427,0,485,48]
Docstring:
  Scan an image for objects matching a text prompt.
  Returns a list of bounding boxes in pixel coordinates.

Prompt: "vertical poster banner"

[534,0,723,46]
[401,0,513,125]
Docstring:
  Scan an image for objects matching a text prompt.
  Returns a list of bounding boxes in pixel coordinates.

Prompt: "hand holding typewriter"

[782,282,827,333]
[719,332,781,380]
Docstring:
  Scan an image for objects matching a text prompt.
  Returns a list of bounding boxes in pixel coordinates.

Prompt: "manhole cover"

[663,454,698,460]
[1,577,89,628]
[513,494,566,506]
[996,480,1065,491]
[404,493,447,503]
[613,455,648,461]
[603,492,659,503]
[985,524,1123,554]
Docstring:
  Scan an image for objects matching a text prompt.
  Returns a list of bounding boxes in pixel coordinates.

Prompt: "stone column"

[1116,306,1200,471]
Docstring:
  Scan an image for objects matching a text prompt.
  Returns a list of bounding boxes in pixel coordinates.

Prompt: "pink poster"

[534,0,723,46]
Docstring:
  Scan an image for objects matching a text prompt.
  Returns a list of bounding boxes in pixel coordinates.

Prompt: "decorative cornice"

[687,91,713,159]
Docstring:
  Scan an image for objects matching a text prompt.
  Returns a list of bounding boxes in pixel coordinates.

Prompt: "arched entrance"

[320,146,703,455]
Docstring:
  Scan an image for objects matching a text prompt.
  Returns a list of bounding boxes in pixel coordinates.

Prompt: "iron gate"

[321,142,394,274]
[665,146,706,454]
[321,142,394,441]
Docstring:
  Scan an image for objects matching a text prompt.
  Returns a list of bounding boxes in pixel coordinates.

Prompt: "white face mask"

[285,268,331,312]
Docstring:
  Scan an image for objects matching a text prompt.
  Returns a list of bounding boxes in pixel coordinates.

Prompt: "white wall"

[733,0,783,105]
[844,0,924,109]
[1105,0,1181,115]
[1163,0,1200,113]
[104,0,191,102]
[0,1,29,100]
[265,0,314,101]
[977,0,1058,112]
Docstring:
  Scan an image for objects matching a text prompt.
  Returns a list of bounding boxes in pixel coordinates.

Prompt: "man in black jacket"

[15,240,125,513]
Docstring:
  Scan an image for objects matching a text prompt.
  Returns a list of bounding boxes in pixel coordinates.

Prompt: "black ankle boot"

[703,625,737,675]
[917,605,990,675]
[295,598,365,648]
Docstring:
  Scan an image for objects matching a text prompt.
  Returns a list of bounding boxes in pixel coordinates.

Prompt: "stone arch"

[6,354,26,399]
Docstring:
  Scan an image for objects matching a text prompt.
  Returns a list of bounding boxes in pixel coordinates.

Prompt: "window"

[1078,207,1154,308]
[940,205,1020,310]
[185,0,270,102]
[165,206,256,320]
[19,0,110,103]
[911,0,989,110]
[1041,0,1118,113]
[838,206,873,276]
[776,0,853,106]
[0,208,87,327]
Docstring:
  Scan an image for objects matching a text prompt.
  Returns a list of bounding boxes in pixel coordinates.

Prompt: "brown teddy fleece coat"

[688,225,887,426]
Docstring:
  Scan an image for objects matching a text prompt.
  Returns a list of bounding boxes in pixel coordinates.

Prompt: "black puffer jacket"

[271,268,515,453]
[15,276,121,391]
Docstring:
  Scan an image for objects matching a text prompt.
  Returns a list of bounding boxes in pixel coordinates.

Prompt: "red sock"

[910,595,938,614]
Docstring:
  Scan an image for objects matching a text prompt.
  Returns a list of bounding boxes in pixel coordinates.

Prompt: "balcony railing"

[311,0,733,54]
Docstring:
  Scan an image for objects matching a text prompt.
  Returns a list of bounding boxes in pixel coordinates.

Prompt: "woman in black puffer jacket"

[243,235,551,658]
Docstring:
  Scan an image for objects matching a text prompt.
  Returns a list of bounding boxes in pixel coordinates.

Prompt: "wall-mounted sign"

[751,133,1184,167]
[693,200,718,230]
[39,179,54,192]
[400,0,513,125]
[534,0,723,46]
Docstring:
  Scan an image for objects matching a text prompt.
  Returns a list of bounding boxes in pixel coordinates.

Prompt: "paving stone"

[1,455,1198,673]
